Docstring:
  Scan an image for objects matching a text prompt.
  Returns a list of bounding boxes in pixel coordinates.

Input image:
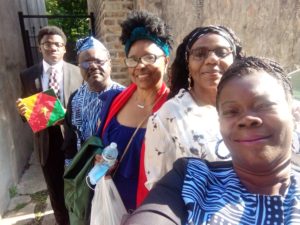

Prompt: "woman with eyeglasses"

[95,10,173,211]
[124,57,300,225]
[144,25,244,189]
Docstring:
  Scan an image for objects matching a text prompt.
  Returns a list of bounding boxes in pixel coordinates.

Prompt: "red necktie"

[48,67,60,99]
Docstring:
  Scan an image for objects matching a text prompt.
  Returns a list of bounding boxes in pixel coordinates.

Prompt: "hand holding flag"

[16,99,28,117]
[16,89,66,133]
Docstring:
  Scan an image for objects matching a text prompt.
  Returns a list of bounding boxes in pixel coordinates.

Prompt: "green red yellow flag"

[20,89,65,133]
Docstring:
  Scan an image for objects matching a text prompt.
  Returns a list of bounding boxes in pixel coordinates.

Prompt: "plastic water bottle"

[87,142,118,185]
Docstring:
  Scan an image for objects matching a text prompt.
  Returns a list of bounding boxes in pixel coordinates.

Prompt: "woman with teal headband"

[124,27,171,57]
[94,10,173,211]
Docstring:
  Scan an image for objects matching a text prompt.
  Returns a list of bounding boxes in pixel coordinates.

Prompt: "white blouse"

[144,89,230,189]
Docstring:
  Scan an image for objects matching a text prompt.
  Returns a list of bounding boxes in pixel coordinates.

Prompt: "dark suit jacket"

[20,61,82,165]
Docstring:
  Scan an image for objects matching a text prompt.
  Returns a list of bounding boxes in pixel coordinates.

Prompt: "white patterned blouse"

[144,89,230,190]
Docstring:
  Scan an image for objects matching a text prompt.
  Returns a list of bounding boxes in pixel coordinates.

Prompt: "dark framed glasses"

[41,42,65,50]
[189,47,232,61]
[79,59,108,70]
[124,54,164,68]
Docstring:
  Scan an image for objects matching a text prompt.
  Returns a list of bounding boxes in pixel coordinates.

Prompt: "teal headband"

[125,27,170,56]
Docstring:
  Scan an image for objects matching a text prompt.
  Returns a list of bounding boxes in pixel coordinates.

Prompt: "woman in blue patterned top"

[122,56,300,225]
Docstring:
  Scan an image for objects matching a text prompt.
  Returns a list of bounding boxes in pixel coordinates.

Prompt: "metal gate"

[18,12,95,67]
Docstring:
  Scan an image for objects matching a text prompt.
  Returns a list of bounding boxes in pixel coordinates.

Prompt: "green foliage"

[31,190,48,203]
[45,0,91,42]
[9,185,17,198]
[46,0,88,15]
[31,190,48,221]
[15,203,27,211]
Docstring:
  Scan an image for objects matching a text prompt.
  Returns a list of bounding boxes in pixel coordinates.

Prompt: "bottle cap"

[110,142,117,148]
[102,142,118,164]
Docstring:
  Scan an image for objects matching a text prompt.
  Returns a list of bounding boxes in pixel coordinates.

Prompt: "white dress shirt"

[42,60,64,103]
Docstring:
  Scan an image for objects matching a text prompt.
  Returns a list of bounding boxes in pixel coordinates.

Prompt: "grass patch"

[34,202,47,216]
[31,190,48,203]
[34,211,44,222]
[9,186,18,198]
[31,190,48,219]
[21,190,49,225]
[15,203,27,211]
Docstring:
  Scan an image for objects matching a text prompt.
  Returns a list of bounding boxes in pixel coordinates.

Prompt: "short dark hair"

[168,25,243,99]
[119,10,173,50]
[37,25,67,44]
[216,56,293,110]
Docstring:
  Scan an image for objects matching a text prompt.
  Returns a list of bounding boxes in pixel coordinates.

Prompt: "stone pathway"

[0,151,55,225]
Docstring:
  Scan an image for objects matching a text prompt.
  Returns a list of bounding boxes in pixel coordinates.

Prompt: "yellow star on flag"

[41,106,49,117]
[19,89,65,133]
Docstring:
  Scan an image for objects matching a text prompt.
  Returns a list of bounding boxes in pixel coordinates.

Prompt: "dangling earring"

[215,139,231,160]
[188,74,192,90]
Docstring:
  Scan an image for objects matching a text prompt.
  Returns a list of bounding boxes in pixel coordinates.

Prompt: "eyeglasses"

[189,47,232,61]
[79,59,109,70]
[41,42,65,50]
[124,54,165,68]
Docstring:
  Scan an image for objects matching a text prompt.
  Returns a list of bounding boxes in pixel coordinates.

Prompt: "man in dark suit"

[16,26,82,225]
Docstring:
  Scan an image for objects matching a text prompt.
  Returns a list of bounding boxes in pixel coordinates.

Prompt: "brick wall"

[134,0,300,73]
[89,0,300,85]
[88,0,134,85]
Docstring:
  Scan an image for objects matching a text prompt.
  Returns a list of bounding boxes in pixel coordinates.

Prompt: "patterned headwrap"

[185,26,237,62]
[76,36,109,55]
[125,27,170,56]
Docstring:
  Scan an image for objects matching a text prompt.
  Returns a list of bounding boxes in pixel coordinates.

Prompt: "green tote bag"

[64,136,103,225]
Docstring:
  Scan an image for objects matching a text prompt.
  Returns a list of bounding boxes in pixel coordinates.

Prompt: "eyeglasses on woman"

[125,54,165,68]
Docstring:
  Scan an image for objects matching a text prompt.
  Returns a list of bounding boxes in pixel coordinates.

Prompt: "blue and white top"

[182,159,300,225]
[71,82,123,150]
[63,81,123,165]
